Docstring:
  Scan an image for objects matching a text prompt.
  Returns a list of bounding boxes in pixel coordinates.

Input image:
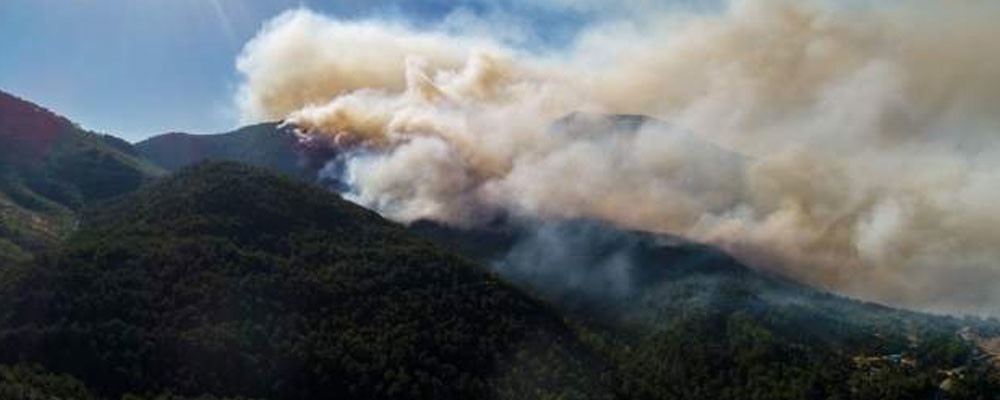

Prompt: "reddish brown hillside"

[0,90,73,166]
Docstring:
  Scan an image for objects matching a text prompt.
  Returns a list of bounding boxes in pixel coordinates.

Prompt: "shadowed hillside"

[136,123,335,180]
[411,218,1000,399]
[0,162,610,400]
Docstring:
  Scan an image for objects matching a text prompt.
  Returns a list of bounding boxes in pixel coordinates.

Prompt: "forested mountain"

[0,162,609,400]
[411,219,1000,399]
[0,90,162,265]
[135,123,335,180]
[1,90,998,399]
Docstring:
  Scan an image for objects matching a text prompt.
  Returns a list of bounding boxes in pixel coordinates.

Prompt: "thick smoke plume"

[236,0,1000,315]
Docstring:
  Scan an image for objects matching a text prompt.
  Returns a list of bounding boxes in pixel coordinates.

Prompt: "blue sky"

[0,0,707,141]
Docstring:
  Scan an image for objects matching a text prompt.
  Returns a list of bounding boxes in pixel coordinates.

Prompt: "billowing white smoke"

[235,0,1000,316]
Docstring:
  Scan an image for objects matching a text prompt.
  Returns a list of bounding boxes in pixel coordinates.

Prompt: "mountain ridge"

[0,89,163,264]
[135,122,336,180]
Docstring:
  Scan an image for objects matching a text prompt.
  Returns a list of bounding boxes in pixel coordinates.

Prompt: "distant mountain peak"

[136,122,336,180]
[551,112,667,137]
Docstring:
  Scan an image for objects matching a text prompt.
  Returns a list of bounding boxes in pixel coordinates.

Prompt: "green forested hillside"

[412,220,1000,399]
[2,94,998,399]
[0,162,609,400]
[0,160,996,400]
[0,90,163,264]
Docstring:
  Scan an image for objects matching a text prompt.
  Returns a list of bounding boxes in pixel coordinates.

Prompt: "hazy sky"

[0,0,615,141]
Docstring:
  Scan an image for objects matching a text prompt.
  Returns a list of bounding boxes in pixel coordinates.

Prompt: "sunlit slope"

[0,90,163,263]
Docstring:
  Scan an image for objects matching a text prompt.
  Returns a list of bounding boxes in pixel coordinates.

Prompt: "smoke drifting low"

[236,0,1000,315]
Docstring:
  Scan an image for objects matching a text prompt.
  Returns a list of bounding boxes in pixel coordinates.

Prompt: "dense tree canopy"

[0,161,996,399]
[413,219,1000,400]
[0,162,609,400]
